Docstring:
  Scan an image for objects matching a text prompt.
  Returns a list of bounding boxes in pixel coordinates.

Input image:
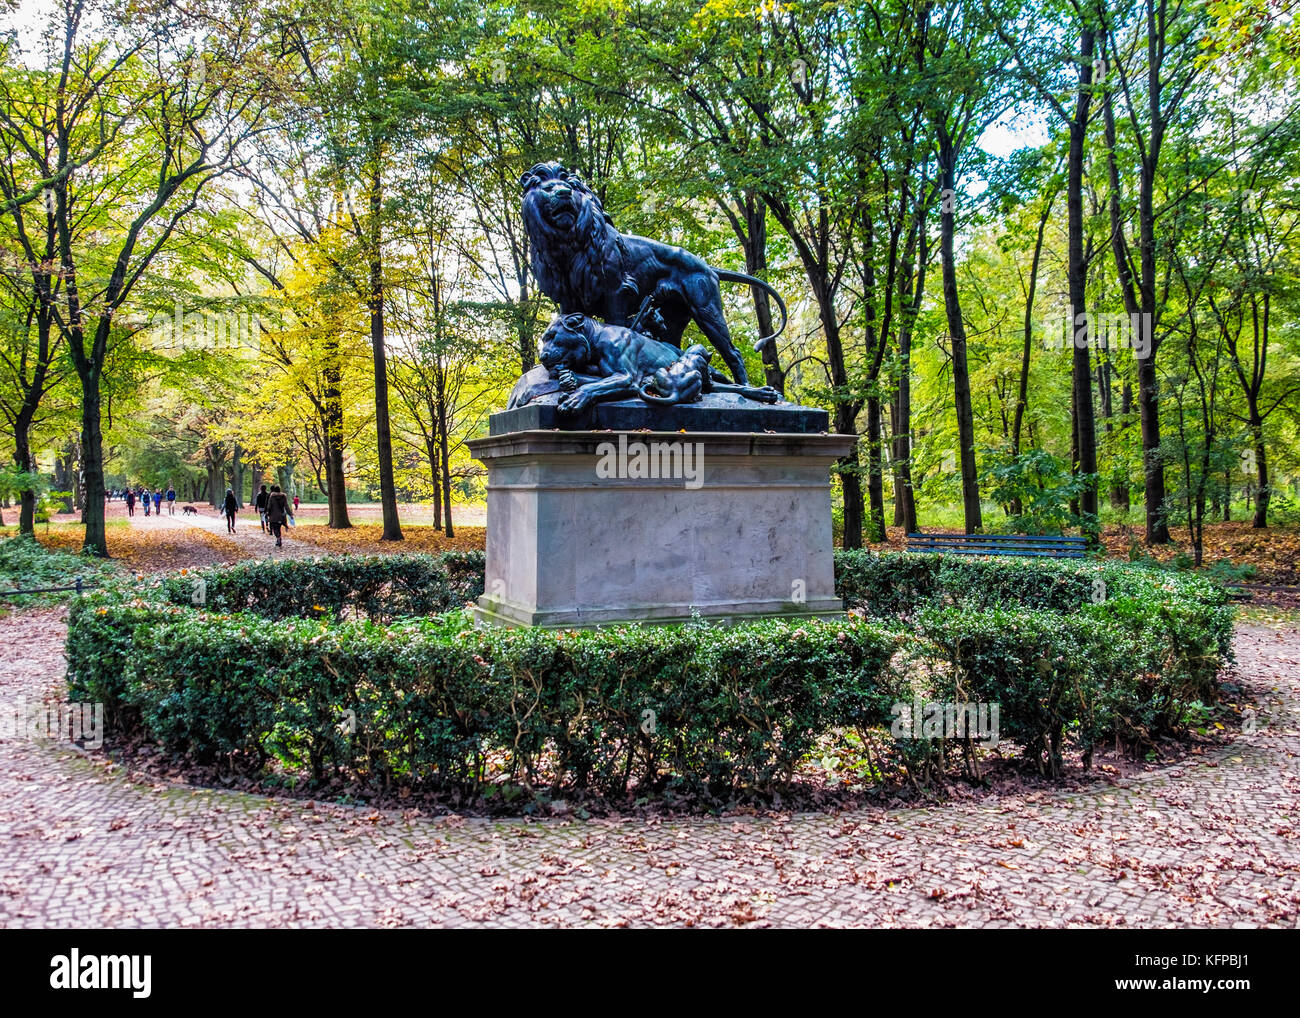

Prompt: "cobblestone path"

[1,609,1295,928]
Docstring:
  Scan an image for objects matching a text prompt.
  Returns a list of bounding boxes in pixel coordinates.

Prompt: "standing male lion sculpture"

[520,162,786,386]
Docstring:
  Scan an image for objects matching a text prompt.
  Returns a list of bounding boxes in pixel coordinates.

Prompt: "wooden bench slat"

[914,549,1087,558]
[907,545,1087,554]
[907,541,1085,549]
[909,538,1092,546]
[904,530,1090,560]
[923,543,1088,549]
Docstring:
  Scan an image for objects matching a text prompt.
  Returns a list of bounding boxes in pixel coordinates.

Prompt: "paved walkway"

[0,608,1296,928]
[131,503,320,560]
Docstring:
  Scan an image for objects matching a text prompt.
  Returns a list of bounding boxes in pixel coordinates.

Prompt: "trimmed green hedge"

[834,551,1234,774]
[157,551,484,623]
[67,598,900,797]
[65,548,1236,796]
[835,547,1232,622]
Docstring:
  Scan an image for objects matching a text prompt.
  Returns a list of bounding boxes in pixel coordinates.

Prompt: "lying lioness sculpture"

[538,313,780,414]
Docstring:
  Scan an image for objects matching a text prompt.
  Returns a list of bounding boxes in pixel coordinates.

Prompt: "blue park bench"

[906,532,1090,559]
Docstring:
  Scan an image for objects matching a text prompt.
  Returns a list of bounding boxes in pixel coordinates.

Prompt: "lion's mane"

[520,163,628,316]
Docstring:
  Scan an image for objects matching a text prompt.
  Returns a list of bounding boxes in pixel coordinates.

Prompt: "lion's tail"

[713,269,788,353]
[637,382,679,406]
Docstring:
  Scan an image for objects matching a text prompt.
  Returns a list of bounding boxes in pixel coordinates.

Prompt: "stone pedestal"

[468,406,854,628]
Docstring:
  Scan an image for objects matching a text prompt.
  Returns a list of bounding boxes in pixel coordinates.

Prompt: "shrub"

[0,534,116,606]
[979,446,1099,536]
[67,593,899,799]
[834,549,1228,620]
[156,550,484,623]
[831,550,1233,769]
[65,547,1236,798]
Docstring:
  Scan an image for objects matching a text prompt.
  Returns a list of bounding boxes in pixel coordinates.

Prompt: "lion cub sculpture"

[538,313,779,414]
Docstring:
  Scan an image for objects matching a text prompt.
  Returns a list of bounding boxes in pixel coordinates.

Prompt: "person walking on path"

[125,488,136,517]
[153,489,162,516]
[254,484,270,533]
[142,488,151,516]
[223,487,239,533]
[293,494,300,513]
[266,484,292,547]
[166,484,176,515]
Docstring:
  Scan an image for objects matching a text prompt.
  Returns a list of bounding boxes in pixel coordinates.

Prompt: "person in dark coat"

[254,484,270,533]
[265,484,292,547]
[223,487,239,533]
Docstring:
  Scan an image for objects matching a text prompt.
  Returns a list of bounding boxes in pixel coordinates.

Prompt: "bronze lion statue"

[520,162,787,386]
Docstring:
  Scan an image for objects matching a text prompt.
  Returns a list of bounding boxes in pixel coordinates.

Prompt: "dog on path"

[182,504,199,516]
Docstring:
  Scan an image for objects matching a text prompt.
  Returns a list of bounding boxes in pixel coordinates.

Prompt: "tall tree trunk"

[1113,380,1132,510]
[437,397,454,539]
[892,216,927,533]
[1135,352,1168,541]
[762,186,862,546]
[517,279,535,374]
[937,126,981,533]
[369,167,403,541]
[53,447,75,513]
[1068,28,1099,539]
[1011,199,1052,517]
[13,421,35,535]
[325,434,349,528]
[1251,426,1268,528]
[743,195,785,394]
[1101,46,1169,544]
[79,383,107,556]
[12,307,55,534]
[890,380,916,532]
[230,442,244,507]
[279,464,295,499]
[838,434,863,549]
[866,396,885,541]
[321,333,352,529]
[73,439,84,512]
[427,437,442,531]
[207,456,222,508]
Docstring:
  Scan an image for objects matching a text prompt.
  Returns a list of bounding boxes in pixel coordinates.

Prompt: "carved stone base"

[467,425,854,629]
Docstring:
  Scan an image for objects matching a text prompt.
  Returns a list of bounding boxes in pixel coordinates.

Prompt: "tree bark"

[13,428,34,534]
[866,396,885,541]
[78,383,107,556]
[321,332,352,529]
[892,214,927,533]
[230,442,244,507]
[369,167,403,541]
[437,394,454,539]
[1010,199,1052,517]
[1251,427,1268,528]
[937,125,982,533]
[1100,39,1169,544]
[743,195,785,394]
[427,437,442,531]
[1067,29,1099,539]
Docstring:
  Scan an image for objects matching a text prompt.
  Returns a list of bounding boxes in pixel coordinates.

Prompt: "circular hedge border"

[65,550,1234,799]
